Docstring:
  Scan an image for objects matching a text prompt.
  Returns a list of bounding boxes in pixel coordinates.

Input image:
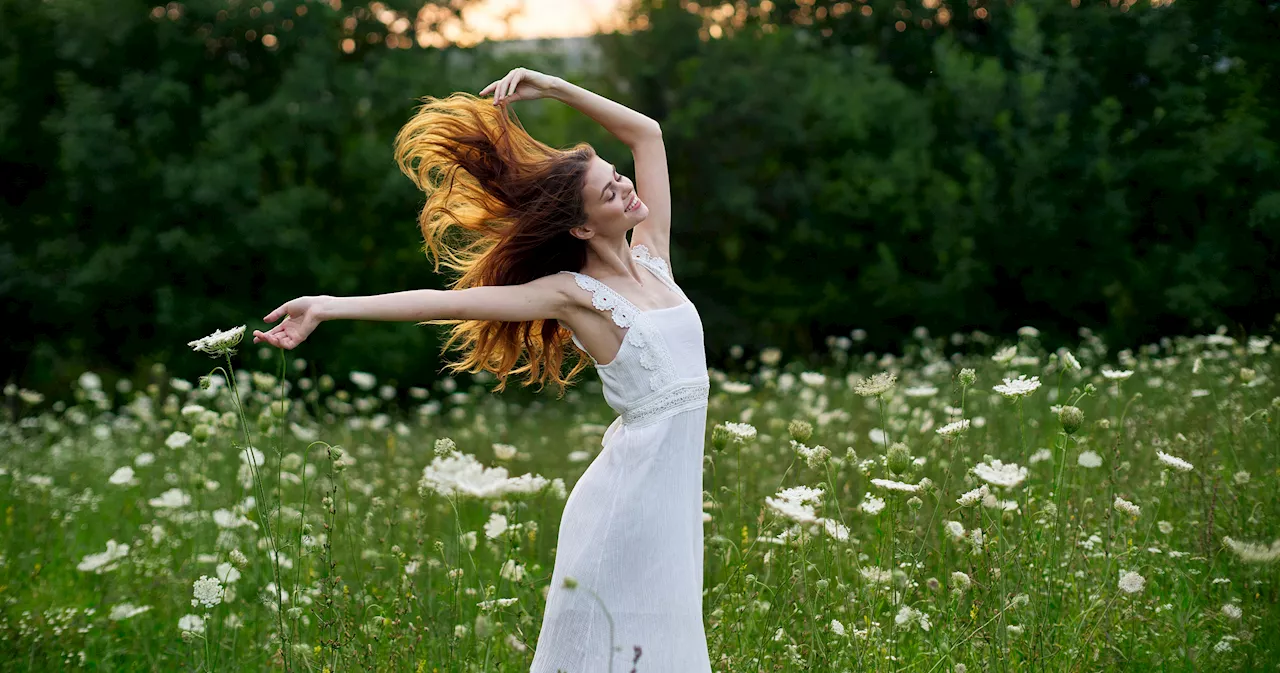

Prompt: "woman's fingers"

[479,80,496,96]
[263,304,288,323]
[505,70,522,100]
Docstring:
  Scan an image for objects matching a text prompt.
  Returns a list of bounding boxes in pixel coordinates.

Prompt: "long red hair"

[393,92,594,395]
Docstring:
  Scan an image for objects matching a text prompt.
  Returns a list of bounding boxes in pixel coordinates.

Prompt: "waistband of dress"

[619,376,710,429]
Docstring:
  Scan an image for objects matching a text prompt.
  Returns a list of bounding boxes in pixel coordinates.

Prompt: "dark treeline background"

[3,0,1278,395]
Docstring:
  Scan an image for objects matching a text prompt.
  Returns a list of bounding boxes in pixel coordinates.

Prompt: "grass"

[0,325,1277,671]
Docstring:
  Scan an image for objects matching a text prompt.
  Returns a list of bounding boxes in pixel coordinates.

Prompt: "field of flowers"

[1,324,1277,672]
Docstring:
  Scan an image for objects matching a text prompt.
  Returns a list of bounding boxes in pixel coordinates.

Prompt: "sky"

[461,0,626,40]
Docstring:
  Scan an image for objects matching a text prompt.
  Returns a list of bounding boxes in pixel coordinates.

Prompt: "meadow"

[1,324,1277,672]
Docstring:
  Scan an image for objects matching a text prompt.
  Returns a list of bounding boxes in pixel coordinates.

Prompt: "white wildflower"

[859,566,892,585]
[1222,536,1280,563]
[484,513,509,539]
[973,460,1028,488]
[178,614,205,635]
[859,493,886,516]
[187,325,246,357]
[77,540,130,574]
[1222,603,1242,620]
[1118,570,1145,594]
[148,488,191,509]
[1113,496,1141,517]
[499,559,525,582]
[992,375,1041,399]
[192,575,224,609]
[853,372,897,397]
[936,419,970,438]
[165,431,192,449]
[418,451,550,500]
[349,371,377,391]
[720,381,752,394]
[723,422,758,442]
[1077,450,1102,468]
[107,466,136,486]
[1101,369,1134,381]
[957,484,989,507]
[492,443,517,461]
[991,345,1017,364]
[108,603,151,621]
[870,478,921,493]
[1156,451,1194,473]
[800,371,826,386]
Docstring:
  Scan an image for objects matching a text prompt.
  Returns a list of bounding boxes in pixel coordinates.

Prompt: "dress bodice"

[558,245,709,428]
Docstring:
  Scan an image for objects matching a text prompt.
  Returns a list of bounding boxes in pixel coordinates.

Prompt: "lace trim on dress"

[559,271,639,328]
[630,244,672,282]
[559,269,677,391]
[621,376,710,428]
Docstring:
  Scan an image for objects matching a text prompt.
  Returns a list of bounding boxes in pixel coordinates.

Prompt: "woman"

[252,68,713,672]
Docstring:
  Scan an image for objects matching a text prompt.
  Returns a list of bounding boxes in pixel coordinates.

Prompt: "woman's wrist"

[546,75,574,102]
[314,295,338,322]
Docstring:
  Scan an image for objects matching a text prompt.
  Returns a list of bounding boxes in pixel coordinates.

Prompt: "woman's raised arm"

[253,275,573,350]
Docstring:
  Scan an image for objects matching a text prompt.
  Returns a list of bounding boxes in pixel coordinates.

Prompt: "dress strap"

[557,270,641,328]
[630,244,685,300]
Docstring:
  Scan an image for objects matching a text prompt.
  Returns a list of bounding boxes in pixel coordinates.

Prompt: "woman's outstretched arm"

[252,274,573,350]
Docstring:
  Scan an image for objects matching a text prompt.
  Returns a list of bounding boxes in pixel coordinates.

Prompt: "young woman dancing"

[251,67,713,672]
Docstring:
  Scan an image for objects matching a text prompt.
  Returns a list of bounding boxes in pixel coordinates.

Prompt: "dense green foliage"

[3,0,1278,394]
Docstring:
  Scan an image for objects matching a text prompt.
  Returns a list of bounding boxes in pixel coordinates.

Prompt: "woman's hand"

[479,67,560,106]
[252,295,330,350]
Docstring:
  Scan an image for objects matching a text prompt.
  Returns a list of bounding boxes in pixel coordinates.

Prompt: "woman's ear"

[569,224,593,241]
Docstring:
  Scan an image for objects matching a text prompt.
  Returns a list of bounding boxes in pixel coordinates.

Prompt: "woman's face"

[579,155,648,237]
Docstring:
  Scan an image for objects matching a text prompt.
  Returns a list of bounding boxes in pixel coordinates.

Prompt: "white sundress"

[529,244,713,673]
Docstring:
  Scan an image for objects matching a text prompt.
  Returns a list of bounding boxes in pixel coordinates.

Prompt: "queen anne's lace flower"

[859,566,892,584]
[973,460,1028,488]
[178,614,206,635]
[957,484,990,507]
[1102,369,1134,381]
[77,539,130,573]
[108,466,136,486]
[723,422,757,441]
[993,375,1041,398]
[484,513,509,539]
[936,419,970,438]
[187,325,246,357]
[108,603,151,621]
[192,575,224,609]
[419,450,550,500]
[870,478,921,493]
[853,372,897,397]
[1118,570,1145,594]
[1113,496,1141,517]
[859,493,886,515]
[1078,450,1103,468]
[1222,536,1280,563]
[1156,451,1194,472]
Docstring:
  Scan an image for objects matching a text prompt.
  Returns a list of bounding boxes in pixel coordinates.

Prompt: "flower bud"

[192,424,212,443]
[562,576,578,589]
[1058,406,1084,435]
[788,419,813,443]
[958,368,976,387]
[711,424,729,452]
[887,442,911,475]
[1240,368,1256,383]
